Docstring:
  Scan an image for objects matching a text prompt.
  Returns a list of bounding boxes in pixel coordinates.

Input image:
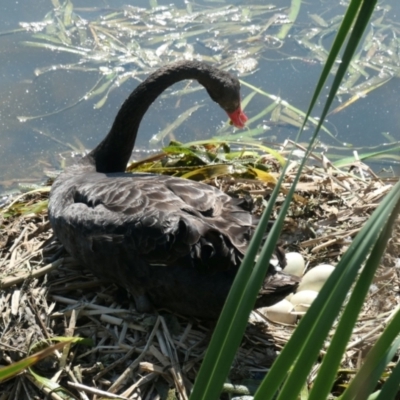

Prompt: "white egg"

[290,290,319,312]
[284,252,305,277]
[269,258,279,267]
[298,264,335,292]
[260,299,296,325]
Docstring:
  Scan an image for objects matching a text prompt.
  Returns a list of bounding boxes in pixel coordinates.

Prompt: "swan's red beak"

[227,107,248,129]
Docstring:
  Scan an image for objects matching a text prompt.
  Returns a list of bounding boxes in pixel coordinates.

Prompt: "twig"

[68,381,130,399]
[1,258,65,289]
[108,316,161,393]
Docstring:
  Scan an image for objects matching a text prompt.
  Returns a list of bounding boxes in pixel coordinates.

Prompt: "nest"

[1,154,399,400]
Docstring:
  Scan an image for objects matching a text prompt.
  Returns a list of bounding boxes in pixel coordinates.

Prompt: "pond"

[1,0,399,194]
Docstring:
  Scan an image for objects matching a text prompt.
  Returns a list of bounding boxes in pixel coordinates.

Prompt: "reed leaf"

[255,1,380,398]
[374,353,400,400]
[341,307,400,400]
[0,340,72,382]
[190,1,382,399]
[308,181,400,400]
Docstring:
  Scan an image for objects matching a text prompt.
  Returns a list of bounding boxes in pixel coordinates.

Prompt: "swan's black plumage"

[49,61,299,319]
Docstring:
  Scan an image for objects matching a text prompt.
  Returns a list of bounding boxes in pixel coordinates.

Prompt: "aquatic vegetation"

[295,3,400,114]
[0,0,396,196]
[15,0,399,149]
[18,0,289,120]
[17,0,337,145]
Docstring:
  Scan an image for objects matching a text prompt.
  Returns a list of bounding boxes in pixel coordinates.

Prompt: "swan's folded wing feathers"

[55,173,255,271]
[165,178,221,215]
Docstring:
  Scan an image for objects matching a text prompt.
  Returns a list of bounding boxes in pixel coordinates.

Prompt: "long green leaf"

[189,160,285,400]
[354,336,400,400]
[0,341,72,382]
[309,180,400,400]
[255,177,400,400]
[374,354,400,400]
[341,310,400,400]
[255,0,380,398]
[190,1,381,399]
[333,145,400,167]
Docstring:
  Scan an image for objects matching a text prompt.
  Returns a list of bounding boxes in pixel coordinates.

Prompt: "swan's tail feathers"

[255,266,300,308]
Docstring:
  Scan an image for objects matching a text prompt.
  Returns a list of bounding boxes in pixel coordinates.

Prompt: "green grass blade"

[190,110,312,399]
[255,179,400,400]
[188,187,279,400]
[191,84,316,398]
[190,90,314,399]
[0,341,72,382]
[333,145,400,167]
[190,0,380,399]
[254,2,379,397]
[309,184,400,400]
[277,0,302,40]
[239,80,338,142]
[341,310,400,400]
[306,0,378,149]
[374,356,400,400]
[354,337,400,400]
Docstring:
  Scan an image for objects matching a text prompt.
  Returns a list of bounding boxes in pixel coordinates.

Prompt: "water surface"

[1,0,399,192]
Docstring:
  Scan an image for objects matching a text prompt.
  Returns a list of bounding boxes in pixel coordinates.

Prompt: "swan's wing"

[50,173,256,271]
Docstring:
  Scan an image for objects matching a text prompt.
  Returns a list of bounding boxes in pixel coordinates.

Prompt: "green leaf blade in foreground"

[190,0,380,398]
[188,189,278,400]
[190,0,352,391]
[375,349,400,400]
[250,0,372,400]
[254,0,380,398]
[344,323,400,400]
[190,104,309,399]
[308,182,400,400]
[254,178,400,400]
[190,127,314,399]
[353,336,400,400]
[340,304,400,399]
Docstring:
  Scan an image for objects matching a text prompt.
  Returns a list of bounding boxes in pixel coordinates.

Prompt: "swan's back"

[49,168,255,272]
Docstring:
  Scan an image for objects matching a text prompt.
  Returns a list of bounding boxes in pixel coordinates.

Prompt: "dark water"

[0,0,399,192]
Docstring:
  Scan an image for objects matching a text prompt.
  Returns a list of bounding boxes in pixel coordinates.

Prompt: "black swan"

[48,61,299,319]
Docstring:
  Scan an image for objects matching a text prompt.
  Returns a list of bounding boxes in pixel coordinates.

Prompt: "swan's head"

[202,70,248,129]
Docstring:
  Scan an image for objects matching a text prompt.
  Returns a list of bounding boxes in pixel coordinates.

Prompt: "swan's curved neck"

[86,61,218,173]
